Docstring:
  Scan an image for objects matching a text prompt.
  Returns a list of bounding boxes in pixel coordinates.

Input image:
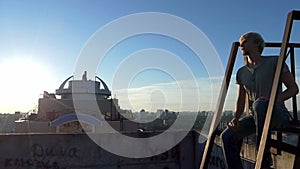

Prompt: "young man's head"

[239,32,265,55]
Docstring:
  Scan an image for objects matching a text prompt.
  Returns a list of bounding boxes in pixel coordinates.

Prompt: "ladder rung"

[291,10,300,20]
[269,139,300,156]
[265,42,300,48]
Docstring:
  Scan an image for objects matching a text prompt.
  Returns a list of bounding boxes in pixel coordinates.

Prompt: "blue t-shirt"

[236,56,289,105]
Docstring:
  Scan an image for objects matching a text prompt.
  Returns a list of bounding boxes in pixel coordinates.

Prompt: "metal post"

[255,10,295,169]
[199,42,239,169]
[290,47,298,122]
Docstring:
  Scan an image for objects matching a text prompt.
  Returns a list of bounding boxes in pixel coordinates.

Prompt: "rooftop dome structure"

[55,71,111,100]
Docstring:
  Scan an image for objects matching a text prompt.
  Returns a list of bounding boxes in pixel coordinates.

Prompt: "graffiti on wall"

[4,143,79,169]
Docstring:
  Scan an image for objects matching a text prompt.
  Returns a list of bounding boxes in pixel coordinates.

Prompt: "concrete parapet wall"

[241,142,295,169]
[0,132,196,169]
[4,131,294,169]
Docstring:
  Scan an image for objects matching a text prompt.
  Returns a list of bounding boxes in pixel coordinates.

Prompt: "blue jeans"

[220,100,289,169]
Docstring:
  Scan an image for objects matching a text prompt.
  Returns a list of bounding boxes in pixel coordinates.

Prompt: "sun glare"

[0,59,55,113]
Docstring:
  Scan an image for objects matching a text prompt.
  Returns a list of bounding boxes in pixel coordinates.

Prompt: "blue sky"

[0,0,300,113]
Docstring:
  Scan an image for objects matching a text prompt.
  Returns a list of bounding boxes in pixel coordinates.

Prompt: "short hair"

[240,32,265,54]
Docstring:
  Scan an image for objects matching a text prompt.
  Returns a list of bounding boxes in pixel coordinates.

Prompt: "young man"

[221,32,299,169]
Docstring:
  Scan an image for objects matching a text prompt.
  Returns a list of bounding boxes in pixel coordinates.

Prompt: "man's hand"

[228,117,239,128]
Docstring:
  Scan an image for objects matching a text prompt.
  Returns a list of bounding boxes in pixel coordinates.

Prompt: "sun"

[0,59,56,113]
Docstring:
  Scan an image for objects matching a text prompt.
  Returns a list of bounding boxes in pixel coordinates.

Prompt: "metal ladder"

[199,10,300,169]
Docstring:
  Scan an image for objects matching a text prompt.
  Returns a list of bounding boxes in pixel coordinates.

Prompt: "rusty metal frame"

[199,10,300,169]
[255,10,300,169]
[199,42,239,169]
[199,41,300,169]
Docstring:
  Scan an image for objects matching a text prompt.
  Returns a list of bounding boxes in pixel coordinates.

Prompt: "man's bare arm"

[277,71,299,102]
[228,84,246,127]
